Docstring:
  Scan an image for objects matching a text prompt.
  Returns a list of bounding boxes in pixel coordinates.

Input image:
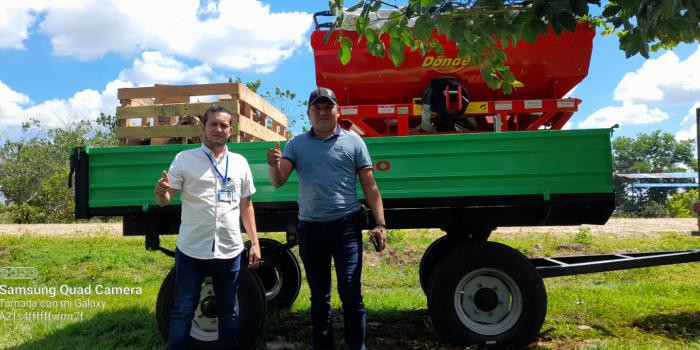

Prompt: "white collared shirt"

[167,144,256,259]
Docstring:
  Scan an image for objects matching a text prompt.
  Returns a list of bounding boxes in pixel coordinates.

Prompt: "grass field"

[0,226,699,349]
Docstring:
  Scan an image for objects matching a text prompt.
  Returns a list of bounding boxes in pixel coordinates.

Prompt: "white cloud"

[0,45,223,128]
[118,51,213,86]
[0,5,37,49]
[0,48,221,128]
[675,102,700,141]
[3,0,313,73]
[0,78,132,128]
[614,46,700,104]
[0,81,32,124]
[578,100,670,129]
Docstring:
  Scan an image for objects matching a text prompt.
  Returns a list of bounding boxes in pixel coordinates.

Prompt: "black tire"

[419,227,493,295]
[156,265,266,350]
[419,235,466,295]
[251,238,302,311]
[427,241,546,347]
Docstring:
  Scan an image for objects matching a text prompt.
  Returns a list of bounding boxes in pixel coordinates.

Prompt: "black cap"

[308,87,338,106]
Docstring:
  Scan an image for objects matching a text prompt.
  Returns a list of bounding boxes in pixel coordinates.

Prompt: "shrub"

[639,201,670,218]
[666,189,697,218]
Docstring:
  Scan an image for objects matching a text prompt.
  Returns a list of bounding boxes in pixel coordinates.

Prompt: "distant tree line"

[613,131,697,218]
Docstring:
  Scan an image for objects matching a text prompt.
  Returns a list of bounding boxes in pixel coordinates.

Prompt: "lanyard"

[203,151,228,186]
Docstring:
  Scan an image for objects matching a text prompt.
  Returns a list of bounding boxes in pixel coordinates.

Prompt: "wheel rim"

[453,267,522,336]
[257,261,283,301]
[190,277,239,342]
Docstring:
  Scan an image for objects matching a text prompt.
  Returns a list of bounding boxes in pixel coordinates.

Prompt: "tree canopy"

[328,0,700,94]
[612,130,697,216]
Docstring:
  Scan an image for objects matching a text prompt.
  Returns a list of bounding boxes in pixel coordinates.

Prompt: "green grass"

[0,229,699,349]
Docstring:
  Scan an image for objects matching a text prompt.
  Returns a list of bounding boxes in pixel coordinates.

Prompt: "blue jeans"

[298,213,366,350]
[168,249,241,350]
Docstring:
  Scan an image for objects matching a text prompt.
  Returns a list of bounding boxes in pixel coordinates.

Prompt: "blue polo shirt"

[282,125,373,222]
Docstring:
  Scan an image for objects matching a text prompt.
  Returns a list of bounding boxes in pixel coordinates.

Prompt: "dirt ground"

[0,218,697,237]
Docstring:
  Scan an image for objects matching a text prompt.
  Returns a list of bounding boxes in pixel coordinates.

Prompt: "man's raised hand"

[267,141,281,167]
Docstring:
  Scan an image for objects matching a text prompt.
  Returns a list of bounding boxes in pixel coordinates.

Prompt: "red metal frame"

[337,98,581,137]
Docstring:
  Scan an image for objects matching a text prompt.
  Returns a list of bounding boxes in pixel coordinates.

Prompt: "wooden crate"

[116,83,289,146]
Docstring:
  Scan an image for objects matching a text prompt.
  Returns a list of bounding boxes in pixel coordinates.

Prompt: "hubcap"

[453,268,522,335]
[190,277,239,341]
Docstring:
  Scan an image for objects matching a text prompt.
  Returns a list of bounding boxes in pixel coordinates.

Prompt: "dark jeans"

[298,212,366,350]
[168,248,242,350]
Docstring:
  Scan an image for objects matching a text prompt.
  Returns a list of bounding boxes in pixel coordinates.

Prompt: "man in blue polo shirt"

[267,87,386,350]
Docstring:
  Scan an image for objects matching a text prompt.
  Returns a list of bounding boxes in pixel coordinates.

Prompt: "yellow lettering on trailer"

[421,56,472,69]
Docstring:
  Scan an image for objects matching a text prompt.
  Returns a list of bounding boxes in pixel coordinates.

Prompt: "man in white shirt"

[154,105,261,350]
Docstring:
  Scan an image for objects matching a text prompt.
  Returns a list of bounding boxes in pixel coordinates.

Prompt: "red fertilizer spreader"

[310,12,595,136]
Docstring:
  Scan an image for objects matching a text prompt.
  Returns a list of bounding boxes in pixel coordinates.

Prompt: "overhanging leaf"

[339,36,353,65]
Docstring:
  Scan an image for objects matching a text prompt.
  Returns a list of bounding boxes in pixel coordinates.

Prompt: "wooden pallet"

[116,83,288,146]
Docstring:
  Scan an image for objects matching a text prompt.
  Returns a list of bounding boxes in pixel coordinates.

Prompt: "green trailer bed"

[71,128,614,235]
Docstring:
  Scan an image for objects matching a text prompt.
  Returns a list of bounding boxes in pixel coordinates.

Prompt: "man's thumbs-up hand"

[267,141,281,167]
[154,170,171,199]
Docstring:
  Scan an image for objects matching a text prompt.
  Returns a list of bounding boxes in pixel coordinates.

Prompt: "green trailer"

[71,128,622,347]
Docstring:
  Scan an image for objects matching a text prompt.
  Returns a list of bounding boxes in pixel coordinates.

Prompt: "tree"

[261,88,310,132]
[232,78,310,134]
[612,130,696,216]
[328,0,700,94]
[0,117,117,223]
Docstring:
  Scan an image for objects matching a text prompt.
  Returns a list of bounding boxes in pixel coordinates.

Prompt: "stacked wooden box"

[116,83,289,146]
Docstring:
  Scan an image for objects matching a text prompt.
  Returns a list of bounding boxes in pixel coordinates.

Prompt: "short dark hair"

[202,106,233,125]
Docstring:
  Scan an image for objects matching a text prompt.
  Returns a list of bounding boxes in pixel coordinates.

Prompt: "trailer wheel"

[420,227,493,295]
[428,241,546,347]
[419,235,466,295]
[156,265,266,350]
[251,238,302,311]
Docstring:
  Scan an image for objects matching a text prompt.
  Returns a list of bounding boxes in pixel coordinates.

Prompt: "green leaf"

[436,16,452,38]
[551,14,563,35]
[501,69,516,84]
[558,12,577,32]
[370,0,381,11]
[339,36,353,65]
[420,0,434,7]
[520,21,536,43]
[569,0,589,16]
[413,15,432,41]
[367,39,386,57]
[389,38,405,66]
[429,39,444,54]
[356,15,368,35]
[533,0,550,18]
[502,83,513,95]
[512,80,524,88]
[531,19,548,36]
[492,48,507,63]
[602,4,620,17]
[346,0,365,12]
[364,27,378,42]
[480,68,499,89]
[661,0,677,19]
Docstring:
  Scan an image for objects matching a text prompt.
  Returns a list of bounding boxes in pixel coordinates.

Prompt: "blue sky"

[0,0,698,142]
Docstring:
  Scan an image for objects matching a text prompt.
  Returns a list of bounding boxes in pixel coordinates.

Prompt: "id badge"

[217,190,233,202]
